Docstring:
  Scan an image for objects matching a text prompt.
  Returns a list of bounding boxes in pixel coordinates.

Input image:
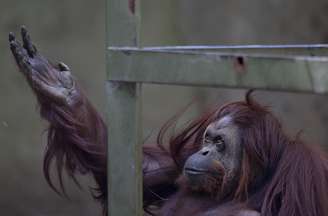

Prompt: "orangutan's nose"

[201,150,209,156]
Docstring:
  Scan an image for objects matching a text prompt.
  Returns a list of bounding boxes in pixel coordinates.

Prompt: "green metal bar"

[106,82,142,216]
[107,49,328,94]
[106,1,139,46]
[106,0,143,215]
[108,45,328,56]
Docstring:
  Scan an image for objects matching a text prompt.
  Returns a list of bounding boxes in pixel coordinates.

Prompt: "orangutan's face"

[183,115,242,197]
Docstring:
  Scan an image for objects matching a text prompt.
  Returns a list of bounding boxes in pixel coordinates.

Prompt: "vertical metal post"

[106,0,142,215]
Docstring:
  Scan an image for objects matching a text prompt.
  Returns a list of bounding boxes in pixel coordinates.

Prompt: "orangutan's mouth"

[184,167,209,175]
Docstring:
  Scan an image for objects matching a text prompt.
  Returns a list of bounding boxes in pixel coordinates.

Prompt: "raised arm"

[9,27,107,209]
[9,26,180,214]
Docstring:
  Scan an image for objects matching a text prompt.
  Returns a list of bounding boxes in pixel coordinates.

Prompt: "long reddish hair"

[38,87,107,213]
[160,90,328,216]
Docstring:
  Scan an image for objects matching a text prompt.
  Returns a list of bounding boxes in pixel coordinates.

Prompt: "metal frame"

[106,0,328,215]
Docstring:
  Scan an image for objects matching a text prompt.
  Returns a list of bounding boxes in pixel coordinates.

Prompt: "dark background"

[2,0,328,215]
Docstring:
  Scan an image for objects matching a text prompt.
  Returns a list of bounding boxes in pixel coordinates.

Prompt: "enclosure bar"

[108,45,328,56]
[106,0,143,215]
[109,44,328,49]
[107,49,328,94]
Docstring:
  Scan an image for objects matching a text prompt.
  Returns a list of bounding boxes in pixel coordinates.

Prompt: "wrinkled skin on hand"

[9,26,78,106]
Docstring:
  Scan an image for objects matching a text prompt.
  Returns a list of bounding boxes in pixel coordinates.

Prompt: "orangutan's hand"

[9,26,78,106]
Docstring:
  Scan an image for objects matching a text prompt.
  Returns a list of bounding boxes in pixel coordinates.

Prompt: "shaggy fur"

[25,87,328,215]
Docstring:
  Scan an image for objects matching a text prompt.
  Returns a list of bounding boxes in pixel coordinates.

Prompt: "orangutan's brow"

[215,115,232,129]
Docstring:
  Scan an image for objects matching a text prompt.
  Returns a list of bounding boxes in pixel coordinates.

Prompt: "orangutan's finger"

[9,32,35,78]
[9,32,20,61]
[9,32,15,42]
[21,26,37,57]
[9,34,29,66]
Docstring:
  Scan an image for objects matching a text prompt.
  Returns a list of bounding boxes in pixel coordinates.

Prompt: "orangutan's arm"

[9,27,180,211]
[9,27,107,206]
[143,145,180,206]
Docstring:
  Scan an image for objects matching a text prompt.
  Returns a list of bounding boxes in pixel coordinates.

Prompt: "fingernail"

[21,25,27,34]
[9,32,15,41]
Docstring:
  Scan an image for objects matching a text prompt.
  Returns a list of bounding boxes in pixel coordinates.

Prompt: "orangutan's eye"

[204,134,212,144]
[214,135,225,152]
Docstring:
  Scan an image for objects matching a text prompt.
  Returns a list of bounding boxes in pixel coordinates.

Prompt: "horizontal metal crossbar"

[107,46,328,94]
[109,44,328,56]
